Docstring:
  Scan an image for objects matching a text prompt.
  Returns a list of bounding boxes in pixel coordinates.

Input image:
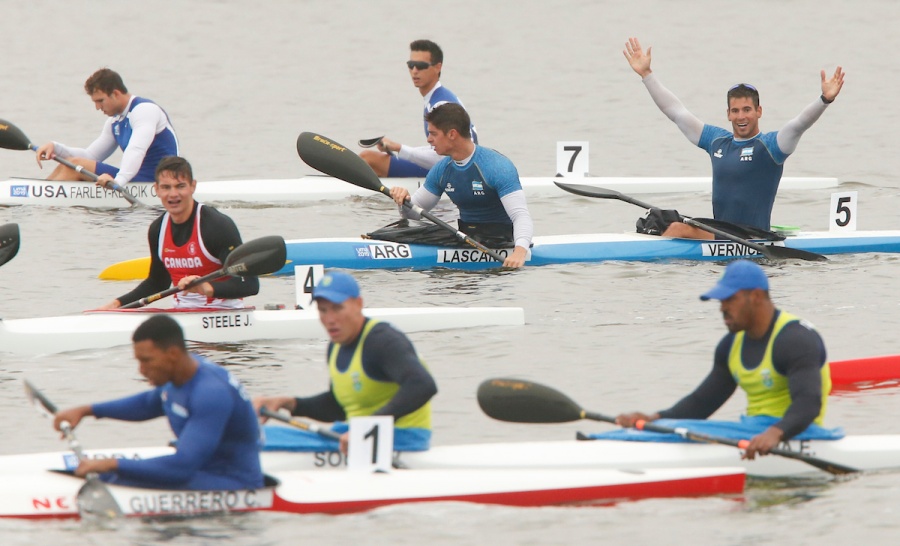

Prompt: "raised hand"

[623,37,653,78]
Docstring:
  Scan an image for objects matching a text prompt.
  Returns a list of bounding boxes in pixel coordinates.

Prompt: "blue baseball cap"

[313,271,360,303]
[700,260,769,301]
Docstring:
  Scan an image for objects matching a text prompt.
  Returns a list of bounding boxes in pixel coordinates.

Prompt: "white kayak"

[0,465,744,519]
[0,305,524,355]
[3,434,896,479]
[0,175,840,208]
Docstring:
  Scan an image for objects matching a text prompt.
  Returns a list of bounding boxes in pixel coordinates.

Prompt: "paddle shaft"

[581,410,857,475]
[553,182,827,262]
[118,235,286,309]
[23,381,124,518]
[260,407,343,441]
[31,145,143,207]
[120,267,228,309]
[391,189,508,262]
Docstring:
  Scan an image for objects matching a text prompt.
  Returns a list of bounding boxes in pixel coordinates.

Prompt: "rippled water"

[2,1,900,544]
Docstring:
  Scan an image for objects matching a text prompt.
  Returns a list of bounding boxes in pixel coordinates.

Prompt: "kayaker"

[52,315,264,490]
[360,39,477,178]
[97,156,259,310]
[34,68,179,188]
[623,37,844,238]
[388,103,534,268]
[254,271,437,453]
[616,260,832,460]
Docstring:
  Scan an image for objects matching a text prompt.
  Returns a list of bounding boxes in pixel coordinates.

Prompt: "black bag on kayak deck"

[636,208,681,236]
[365,219,515,248]
[690,218,785,241]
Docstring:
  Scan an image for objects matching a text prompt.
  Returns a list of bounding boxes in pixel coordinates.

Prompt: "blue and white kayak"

[269,230,900,273]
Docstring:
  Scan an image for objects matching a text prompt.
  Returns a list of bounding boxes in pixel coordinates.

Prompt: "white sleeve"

[114,103,165,183]
[641,73,704,145]
[776,98,829,155]
[53,118,118,161]
[398,145,441,170]
[499,189,533,249]
[400,186,441,220]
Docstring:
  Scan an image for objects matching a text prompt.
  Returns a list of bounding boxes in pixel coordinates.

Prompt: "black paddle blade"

[477,378,584,423]
[358,136,384,148]
[0,223,20,267]
[0,119,33,151]
[762,245,829,262]
[223,235,287,277]
[554,181,624,201]
[297,132,385,194]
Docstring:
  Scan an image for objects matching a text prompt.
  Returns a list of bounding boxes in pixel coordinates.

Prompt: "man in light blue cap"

[255,270,436,454]
[617,260,833,460]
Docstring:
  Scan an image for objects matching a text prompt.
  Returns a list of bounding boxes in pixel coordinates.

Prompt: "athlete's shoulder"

[430,85,462,104]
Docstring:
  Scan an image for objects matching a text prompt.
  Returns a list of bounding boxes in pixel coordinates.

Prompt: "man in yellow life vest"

[255,271,436,453]
[616,260,832,460]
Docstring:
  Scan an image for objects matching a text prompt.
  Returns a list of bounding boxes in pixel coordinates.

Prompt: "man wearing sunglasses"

[361,39,477,178]
[623,37,844,239]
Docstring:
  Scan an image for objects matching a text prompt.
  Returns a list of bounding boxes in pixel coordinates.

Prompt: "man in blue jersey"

[623,37,844,238]
[616,260,833,459]
[361,39,477,178]
[35,68,179,188]
[388,103,533,268]
[255,271,437,454]
[53,315,263,490]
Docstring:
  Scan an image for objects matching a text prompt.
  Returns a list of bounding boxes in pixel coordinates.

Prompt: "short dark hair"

[410,39,443,65]
[425,103,471,139]
[132,314,187,352]
[727,84,760,108]
[84,68,127,96]
[155,156,194,183]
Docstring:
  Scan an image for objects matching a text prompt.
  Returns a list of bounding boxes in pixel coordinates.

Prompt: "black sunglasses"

[728,83,758,92]
[406,60,435,70]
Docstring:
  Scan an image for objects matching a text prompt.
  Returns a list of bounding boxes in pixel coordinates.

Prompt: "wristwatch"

[820,94,834,104]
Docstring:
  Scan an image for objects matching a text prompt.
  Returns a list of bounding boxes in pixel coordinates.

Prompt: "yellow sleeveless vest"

[728,311,830,425]
[329,319,431,430]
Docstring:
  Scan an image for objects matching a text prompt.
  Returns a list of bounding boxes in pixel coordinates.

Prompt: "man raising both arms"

[98,156,259,310]
[623,37,844,239]
[361,39,477,178]
[389,103,533,269]
[35,68,178,189]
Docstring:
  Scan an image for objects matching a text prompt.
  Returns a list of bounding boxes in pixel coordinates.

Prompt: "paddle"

[296,131,508,263]
[476,377,858,476]
[120,235,287,309]
[554,181,828,262]
[23,380,124,519]
[0,223,20,268]
[0,118,143,207]
[259,407,343,442]
[358,136,384,148]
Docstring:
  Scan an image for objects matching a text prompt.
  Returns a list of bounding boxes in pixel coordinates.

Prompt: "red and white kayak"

[830,354,900,390]
[0,466,744,519]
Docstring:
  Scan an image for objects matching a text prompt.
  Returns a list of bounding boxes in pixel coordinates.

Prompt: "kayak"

[830,354,900,388]
[0,465,744,519]
[0,175,839,208]
[0,305,524,355]
[99,229,900,279]
[4,432,897,480]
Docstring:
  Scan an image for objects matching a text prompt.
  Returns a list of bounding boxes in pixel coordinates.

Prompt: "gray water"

[2,1,900,544]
